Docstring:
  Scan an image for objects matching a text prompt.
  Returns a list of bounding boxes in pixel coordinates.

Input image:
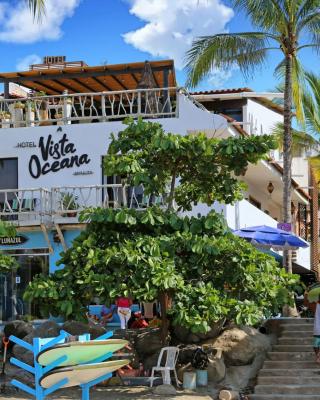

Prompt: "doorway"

[0,249,49,321]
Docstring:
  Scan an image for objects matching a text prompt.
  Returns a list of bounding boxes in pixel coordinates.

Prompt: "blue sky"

[0,0,318,92]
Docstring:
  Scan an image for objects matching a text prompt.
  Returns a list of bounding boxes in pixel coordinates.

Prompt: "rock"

[203,346,226,383]
[173,320,225,344]
[219,389,239,400]
[12,342,34,366]
[153,384,177,395]
[4,320,33,339]
[208,326,272,366]
[135,328,163,357]
[62,320,106,339]
[34,321,60,338]
[223,365,253,390]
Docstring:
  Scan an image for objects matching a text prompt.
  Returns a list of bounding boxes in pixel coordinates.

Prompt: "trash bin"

[183,371,196,390]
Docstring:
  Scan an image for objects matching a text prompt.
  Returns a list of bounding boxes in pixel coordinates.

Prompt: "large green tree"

[24,119,299,338]
[186,0,320,273]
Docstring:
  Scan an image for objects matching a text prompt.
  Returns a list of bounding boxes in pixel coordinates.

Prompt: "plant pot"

[183,371,196,390]
[13,108,24,128]
[1,118,10,128]
[196,369,208,387]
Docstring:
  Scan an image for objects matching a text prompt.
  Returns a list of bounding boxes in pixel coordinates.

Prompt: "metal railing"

[0,185,166,224]
[0,188,51,224]
[0,87,178,128]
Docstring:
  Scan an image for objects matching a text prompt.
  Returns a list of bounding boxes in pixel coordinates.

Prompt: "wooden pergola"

[0,59,176,98]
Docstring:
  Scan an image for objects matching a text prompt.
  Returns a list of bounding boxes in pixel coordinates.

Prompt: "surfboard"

[40,359,130,389]
[37,339,128,367]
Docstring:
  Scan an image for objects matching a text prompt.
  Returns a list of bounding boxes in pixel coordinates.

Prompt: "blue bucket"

[196,369,208,386]
[183,371,197,390]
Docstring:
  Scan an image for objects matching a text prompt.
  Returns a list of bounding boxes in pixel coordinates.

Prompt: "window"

[0,158,18,190]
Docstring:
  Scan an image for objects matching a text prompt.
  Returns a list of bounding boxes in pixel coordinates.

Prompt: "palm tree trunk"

[283,54,293,273]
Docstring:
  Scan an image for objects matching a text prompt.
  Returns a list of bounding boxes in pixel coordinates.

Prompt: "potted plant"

[55,112,64,125]
[60,192,79,217]
[0,111,11,128]
[13,101,25,127]
[26,101,36,126]
[33,91,49,124]
[59,96,73,123]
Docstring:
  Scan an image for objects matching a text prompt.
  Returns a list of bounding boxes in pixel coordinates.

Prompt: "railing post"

[26,99,31,127]
[101,93,106,122]
[175,89,179,117]
[63,90,69,125]
[137,91,141,115]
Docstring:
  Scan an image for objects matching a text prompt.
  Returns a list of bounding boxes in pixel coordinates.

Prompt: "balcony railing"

[0,185,166,225]
[0,87,178,128]
[0,188,51,225]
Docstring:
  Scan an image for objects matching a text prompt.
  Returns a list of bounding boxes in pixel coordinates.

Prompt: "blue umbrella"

[233,225,309,250]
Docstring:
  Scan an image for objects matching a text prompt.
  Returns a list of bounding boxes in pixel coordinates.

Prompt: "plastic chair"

[149,346,179,387]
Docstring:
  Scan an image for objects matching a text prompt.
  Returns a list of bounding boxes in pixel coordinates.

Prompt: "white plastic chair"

[149,346,180,387]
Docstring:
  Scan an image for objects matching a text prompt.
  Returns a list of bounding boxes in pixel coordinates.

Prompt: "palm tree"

[186,0,320,273]
[26,0,46,20]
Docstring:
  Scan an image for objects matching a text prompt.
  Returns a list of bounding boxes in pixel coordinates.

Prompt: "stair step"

[263,361,320,369]
[272,345,313,352]
[255,384,320,395]
[267,351,314,361]
[279,330,313,337]
[250,395,320,400]
[257,376,320,385]
[278,337,313,345]
[258,368,320,377]
[280,324,314,332]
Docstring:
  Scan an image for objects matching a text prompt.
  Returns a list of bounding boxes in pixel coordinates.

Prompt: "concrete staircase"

[250,318,320,400]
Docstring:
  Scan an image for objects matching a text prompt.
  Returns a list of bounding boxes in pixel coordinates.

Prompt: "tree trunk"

[159,291,171,344]
[167,171,176,210]
[282,54,293,273]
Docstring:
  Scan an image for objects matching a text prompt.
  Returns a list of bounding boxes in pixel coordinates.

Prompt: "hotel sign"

[0,235,28,245]
[28,127,91,179]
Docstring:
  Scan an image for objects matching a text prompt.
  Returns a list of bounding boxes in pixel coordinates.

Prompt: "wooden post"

[4,82,9,99]
[219,390,239,400]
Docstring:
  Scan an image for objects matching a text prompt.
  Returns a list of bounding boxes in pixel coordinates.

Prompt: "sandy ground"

[0,386,215,400]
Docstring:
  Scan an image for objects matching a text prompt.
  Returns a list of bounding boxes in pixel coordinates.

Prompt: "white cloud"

[123,0,234,69]
[208,65,239,88]
[0,0,80,43]
[16,54,41,71]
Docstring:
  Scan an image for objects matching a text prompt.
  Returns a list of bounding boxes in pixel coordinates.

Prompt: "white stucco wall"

[243,99,283,136]
[0,94,228,190]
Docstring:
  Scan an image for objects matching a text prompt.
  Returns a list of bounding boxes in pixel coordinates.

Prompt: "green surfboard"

[40,359,130,389]
[37,339,128,367]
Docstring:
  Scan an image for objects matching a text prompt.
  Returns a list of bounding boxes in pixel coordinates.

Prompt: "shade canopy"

[0,60,176,96]
[233,225,309,250]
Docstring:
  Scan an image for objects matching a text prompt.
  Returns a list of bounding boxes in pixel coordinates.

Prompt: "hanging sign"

[0,235,28,245]
[277,222,292,232]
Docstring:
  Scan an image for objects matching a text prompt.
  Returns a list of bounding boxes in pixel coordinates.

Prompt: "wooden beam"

[131,73,139,85]
[91,76,113,91]
[73,78,96,92]
[110,75,128,90]
[40,224,53,254]
[0,66,172,84]
[54,223,67,251]
[32,81,61,95]
[52,79,79,93]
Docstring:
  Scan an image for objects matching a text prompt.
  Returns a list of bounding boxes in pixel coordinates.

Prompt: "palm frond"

[303,71,320,135]
[26,0,46,22]
[185,32,274,88]
[309,155,320,184]
[232,0,288,31]
[272,122,318,156]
